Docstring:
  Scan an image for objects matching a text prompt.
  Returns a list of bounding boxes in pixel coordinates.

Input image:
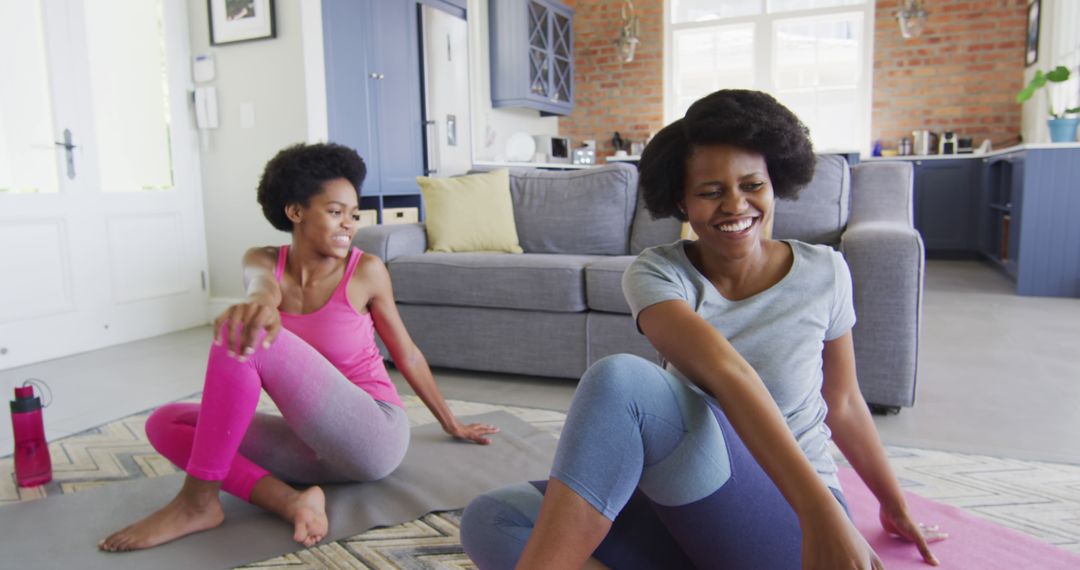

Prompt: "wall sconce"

[614,0,640,63]
[897,0,929,39]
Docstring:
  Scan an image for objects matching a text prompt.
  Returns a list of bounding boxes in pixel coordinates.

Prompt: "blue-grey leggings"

[459,354,849,569]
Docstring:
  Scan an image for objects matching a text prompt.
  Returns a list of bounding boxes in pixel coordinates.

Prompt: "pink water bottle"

[10,383,52,487]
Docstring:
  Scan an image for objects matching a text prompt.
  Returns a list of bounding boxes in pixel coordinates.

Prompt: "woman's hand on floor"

[213,301,282,359]
[445,421,500,445]
[802,506,884,570]
[880,505,947,565]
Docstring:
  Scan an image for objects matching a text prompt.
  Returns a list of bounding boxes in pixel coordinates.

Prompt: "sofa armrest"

[840,222,924,409]
[849,161,915,226]
[353,223,427,262]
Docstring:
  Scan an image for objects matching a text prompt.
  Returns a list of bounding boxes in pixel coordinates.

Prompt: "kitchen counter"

[862,142,1080,162]
[472,160,594,170]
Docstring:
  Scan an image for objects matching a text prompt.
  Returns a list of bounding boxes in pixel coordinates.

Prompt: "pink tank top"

[275,246,403,408]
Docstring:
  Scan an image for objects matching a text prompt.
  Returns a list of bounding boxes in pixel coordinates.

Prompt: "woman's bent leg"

[463,353,811,568]
[461,481,690,570]
[173,328,408,498]
[463,353,711,568]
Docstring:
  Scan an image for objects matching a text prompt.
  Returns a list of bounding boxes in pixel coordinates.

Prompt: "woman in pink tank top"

[100,143,497,553]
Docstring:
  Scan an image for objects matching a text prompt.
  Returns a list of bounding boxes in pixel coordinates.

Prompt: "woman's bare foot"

[286,486,328,547]
[98,490,224,552]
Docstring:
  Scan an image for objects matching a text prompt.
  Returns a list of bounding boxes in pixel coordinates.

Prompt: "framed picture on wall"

[208,0,276,46]
[1025,0,1040,67]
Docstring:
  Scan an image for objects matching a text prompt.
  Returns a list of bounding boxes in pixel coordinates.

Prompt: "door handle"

[54,129,76,179]
[423,120,439,175]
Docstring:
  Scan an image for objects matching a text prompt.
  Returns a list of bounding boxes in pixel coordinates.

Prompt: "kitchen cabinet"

[978,154,1022,278]
[912,159,978,253]
[978,148,1080,297]
[869,145,1080,297]
[489,0,574,116]
[322,0,425,222]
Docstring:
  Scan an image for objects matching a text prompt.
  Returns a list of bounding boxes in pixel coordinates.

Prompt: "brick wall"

[557,0,1029,155]
[872,0,1028,149]
[559,0,664,161]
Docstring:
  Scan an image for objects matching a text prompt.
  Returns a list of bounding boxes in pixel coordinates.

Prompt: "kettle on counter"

[912,130,938,155]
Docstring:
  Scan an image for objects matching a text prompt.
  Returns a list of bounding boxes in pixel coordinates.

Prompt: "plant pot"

[1047,117,1079,143]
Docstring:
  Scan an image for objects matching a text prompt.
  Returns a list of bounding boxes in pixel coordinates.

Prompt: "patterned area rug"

[2,394,1078,569]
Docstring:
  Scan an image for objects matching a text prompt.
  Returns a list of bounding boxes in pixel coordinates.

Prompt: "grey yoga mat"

[0,411,557,570]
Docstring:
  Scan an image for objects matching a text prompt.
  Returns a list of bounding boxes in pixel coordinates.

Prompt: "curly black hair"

[256,142,367,232]
[638,90,816,222]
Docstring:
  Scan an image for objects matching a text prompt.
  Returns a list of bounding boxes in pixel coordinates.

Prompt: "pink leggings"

[145,328,410,501]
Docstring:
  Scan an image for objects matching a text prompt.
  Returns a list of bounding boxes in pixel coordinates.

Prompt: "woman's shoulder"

[787,240,845,268]
[634,240,690,268]
[242,246,280,268]
[352,249,390,284]
[625,241,697,294]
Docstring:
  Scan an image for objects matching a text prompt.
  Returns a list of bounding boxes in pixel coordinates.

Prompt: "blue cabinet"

[978,154,1022,278]
[489,0,574,116]
[981,148,1080,297]
[912,159,978,252]
[323,0,425,222]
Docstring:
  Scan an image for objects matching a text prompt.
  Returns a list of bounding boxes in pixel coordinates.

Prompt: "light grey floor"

[3,260,1079,464]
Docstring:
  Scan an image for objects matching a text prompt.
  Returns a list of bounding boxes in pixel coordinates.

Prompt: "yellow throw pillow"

[680,215,774,241]
[416,170,523,253]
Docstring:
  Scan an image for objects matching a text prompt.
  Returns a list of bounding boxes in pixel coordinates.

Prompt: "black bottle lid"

[10,394,42,414]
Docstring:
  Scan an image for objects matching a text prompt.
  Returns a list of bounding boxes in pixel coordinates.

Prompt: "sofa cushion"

[629,188,682,255]
[509,163,637,255]
[773,154,850,246]
[389,253,599,312]
[585,256,636,314]
[417,169,523,253]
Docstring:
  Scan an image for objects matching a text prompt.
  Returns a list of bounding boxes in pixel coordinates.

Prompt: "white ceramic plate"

[505,132,536,162]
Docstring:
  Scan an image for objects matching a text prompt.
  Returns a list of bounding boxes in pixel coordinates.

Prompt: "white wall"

[186,0,311,300]
[192,0,557,302]
[1021,0,1080,144]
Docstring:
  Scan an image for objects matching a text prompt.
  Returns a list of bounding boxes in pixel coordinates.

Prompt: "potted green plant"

[1016,66,1080,143]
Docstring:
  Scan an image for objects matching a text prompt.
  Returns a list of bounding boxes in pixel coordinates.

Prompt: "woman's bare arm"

[822,332,943,565]
[361,254,498,444]
[214,247,284,357]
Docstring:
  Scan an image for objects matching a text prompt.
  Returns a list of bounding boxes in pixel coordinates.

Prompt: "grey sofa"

[355,158,924,411]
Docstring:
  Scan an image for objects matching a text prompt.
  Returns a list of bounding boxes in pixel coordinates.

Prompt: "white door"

[421,5,472,177]
[0,0,208,370]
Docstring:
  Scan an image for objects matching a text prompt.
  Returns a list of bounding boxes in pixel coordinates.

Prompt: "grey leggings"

[146,328,411,501]
[460,354,848,569]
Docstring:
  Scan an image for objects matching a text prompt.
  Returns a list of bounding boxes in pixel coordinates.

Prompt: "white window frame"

[663,0,876,154]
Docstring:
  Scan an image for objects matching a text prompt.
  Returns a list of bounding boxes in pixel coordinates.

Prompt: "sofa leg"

[868,404,901,416]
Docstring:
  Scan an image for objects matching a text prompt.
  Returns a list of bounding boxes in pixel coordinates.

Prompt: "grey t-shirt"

[622,239,856,490]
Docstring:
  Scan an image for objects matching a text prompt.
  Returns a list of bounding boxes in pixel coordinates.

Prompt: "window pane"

[775,14,862,90]
[83,0,174,192]
[0,0,59,194]
[673,25,754,118]
[768,0,864,13]
[672,0,762,24]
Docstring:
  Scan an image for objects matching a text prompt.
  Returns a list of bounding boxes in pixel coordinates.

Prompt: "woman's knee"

[460,483,543,570]
[146,403,196,433]
[576,354,671,407]
[145,403,198,451]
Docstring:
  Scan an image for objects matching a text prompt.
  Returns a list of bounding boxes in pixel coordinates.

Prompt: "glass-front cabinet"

[491,0,574,116]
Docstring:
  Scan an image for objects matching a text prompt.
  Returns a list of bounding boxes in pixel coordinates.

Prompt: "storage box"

[358,209,378,227]
[382,207,419,225]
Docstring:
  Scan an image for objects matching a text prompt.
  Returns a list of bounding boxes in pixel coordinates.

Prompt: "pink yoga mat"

[839,467,1080,569]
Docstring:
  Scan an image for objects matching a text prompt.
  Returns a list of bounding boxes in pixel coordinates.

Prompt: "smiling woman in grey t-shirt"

[460,90,945,570]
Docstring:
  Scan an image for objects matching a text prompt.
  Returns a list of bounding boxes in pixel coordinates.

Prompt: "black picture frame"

[1025,0,1040,67]
[208,0,277,46]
